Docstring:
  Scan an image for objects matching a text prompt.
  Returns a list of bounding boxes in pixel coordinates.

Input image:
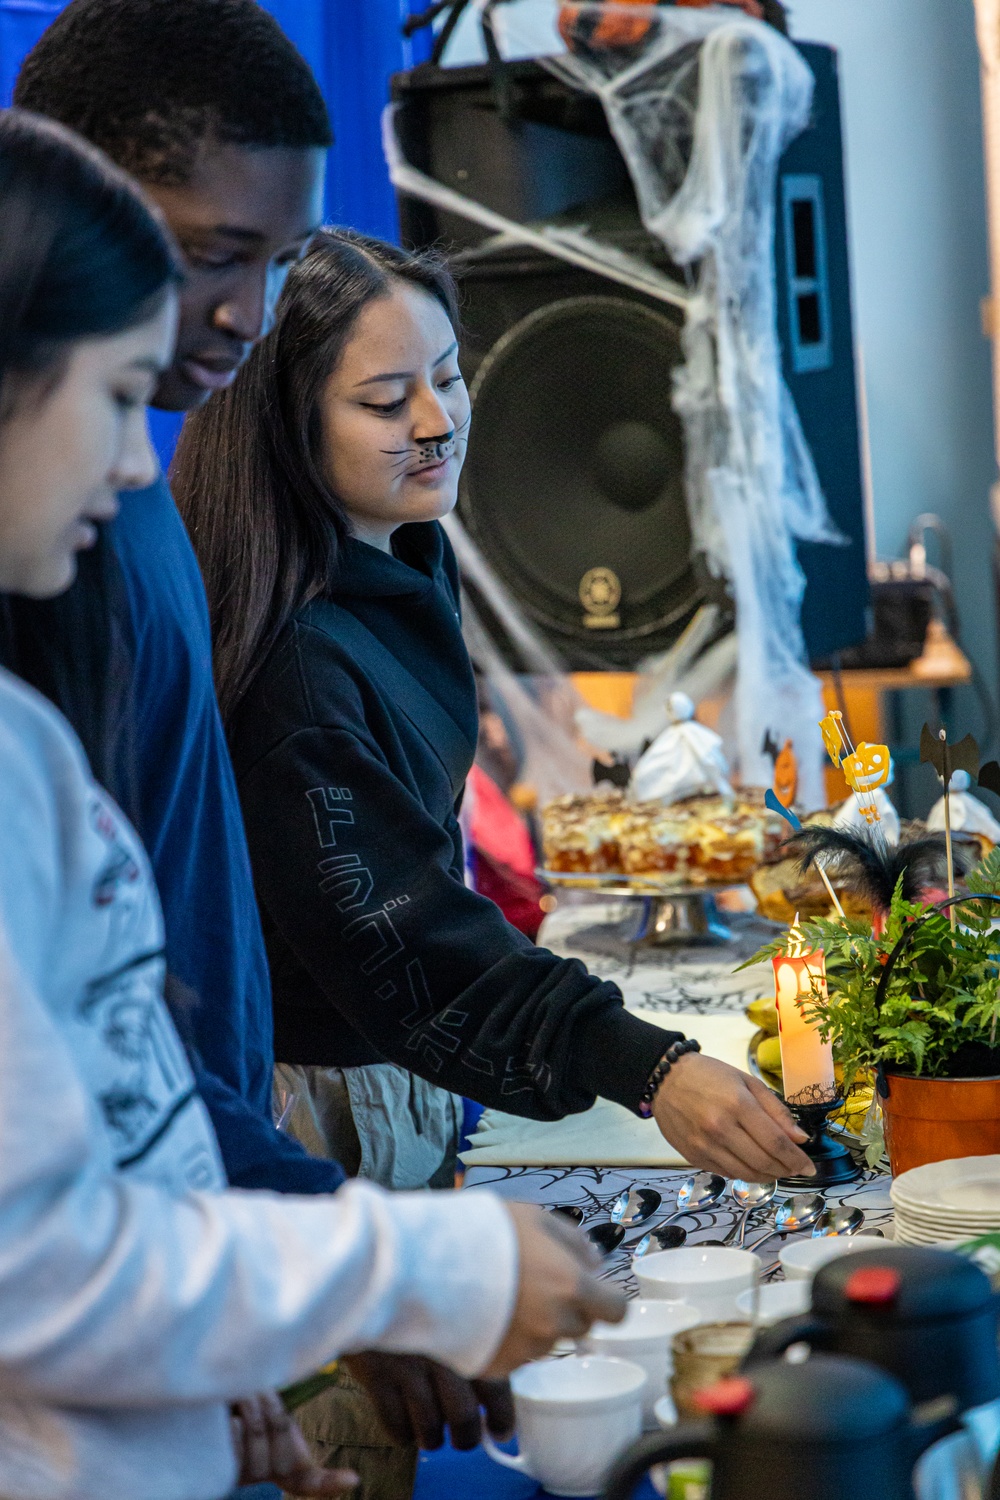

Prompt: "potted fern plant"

[745,836,1000,1176]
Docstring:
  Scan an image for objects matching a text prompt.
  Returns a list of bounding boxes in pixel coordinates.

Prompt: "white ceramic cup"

[583,1299,702,1427]
[634,1246,759,1322]
[779,1236,871,1281]
[735,1279,811,1326]
[482,1354,647,1497]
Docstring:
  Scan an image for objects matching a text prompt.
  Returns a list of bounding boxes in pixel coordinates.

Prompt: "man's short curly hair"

[14,0,332,185]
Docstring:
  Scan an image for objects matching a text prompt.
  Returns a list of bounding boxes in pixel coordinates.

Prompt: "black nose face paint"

[418,432,456,464]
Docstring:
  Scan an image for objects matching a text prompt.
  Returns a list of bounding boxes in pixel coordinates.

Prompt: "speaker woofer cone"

[459,295,705,664]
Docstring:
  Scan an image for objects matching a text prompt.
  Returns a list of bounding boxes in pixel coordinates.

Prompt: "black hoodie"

[228,521,679,1121]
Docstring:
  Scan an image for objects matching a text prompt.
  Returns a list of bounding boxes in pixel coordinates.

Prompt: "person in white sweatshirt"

[0,108,623,1500]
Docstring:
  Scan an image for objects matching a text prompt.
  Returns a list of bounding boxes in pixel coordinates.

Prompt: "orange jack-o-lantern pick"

[819,711,846,768]
[773,739,798,809]
[842,742,891,796]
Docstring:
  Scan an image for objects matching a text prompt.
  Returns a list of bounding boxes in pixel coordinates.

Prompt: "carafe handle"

[602,1422,714,1500]
[741,1313,829,1367]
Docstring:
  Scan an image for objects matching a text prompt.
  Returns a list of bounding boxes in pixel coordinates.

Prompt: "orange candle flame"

[771,920,837,1107]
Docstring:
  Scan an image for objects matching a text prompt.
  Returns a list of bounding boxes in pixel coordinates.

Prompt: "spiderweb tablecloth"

[463,1161,894,1295]
[537,894,779,1015]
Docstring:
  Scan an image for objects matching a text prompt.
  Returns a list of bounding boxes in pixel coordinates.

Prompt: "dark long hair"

[172,228,459,722]
[0,110,178,802]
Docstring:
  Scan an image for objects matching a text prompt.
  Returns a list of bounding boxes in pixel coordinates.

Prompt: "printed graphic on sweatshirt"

[307,786,354,848]
[78,795,222,1191]
[308,783,516,1087]
[75,950,206,1170]
[89,796,155,969]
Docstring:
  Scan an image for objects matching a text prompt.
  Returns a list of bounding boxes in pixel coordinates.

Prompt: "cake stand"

[536,869,738,945]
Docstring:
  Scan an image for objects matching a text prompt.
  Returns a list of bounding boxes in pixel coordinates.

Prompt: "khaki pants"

[287,1363,418,1500]
[273,1063,460,1191]
[276,1063,462,1500]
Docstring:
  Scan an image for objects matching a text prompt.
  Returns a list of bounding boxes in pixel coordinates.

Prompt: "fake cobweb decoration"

[387,3,845,807]
[544,4,843,808]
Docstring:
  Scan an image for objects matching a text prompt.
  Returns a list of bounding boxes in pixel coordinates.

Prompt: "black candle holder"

[779,1095,861,1189]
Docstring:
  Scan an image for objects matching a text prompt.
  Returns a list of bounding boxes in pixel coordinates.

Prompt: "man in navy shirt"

[14,0,336,1190]
[8,0,515,1489]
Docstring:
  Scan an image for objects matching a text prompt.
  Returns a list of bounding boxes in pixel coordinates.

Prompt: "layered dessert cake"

[542,790,786,885]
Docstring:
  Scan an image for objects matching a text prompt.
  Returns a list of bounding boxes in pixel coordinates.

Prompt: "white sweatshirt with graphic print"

[0,666,517,1500]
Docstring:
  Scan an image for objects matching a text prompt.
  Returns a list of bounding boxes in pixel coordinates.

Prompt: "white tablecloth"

[460,1009,757,1168]
[462,892,782,1167]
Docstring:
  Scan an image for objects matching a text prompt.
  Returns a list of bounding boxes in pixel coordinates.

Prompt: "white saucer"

[892,1157,1000,1217]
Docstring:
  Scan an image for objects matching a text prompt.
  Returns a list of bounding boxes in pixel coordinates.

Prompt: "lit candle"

[772,921,837,1107]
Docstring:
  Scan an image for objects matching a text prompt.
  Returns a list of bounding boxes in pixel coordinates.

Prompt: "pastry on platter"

[539,789,632,874]
[542,789,785,884]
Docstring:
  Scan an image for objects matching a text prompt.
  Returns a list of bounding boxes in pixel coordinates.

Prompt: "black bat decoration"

[919,724,980,781]
[761,730,781,764]
[592,757,631,790]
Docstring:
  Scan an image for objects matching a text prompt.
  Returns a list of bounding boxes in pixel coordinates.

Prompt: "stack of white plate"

[891,1156,1000,1246]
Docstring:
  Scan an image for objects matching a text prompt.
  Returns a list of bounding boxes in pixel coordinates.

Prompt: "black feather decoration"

[786,825,959,912]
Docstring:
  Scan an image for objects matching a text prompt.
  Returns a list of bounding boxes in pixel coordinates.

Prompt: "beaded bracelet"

[638,1038,701,1118]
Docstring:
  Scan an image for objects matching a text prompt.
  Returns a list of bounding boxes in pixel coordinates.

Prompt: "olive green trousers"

[287,1364,418,1500]
[276,1062,461,1500]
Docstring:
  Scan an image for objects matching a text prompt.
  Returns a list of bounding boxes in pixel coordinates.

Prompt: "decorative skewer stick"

[939,728,957,929]
[919,722,980,931]
[816,864,848,921]
[764,786,847,920]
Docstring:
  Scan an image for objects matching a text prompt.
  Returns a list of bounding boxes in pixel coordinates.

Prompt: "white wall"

[789,0,998,773]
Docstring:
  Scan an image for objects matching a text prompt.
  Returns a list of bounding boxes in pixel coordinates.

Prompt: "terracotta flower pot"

[881,1070,1000,1176]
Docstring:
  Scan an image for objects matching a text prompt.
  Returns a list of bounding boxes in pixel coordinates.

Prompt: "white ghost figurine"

[631,692,733,804]
[833,758,901,845]
[927,770,1000,844]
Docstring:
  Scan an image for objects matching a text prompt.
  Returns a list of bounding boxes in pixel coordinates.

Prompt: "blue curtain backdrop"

[0,0,423,232]
[0,0,426,463]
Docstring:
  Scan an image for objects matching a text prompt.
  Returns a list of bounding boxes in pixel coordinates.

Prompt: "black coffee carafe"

[602,1352,948,1500]
[743,1246,1000,1414]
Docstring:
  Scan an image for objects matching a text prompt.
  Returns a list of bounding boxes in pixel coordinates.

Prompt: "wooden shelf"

[816,623,971,694]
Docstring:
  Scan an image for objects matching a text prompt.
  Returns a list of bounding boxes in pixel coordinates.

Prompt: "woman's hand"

[652,1052,815,1182]
[231,1391,357,1497]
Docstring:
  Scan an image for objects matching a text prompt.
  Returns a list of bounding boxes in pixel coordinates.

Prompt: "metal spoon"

[610,1187,662,1229]
[587,1221,626,1256]
[745,1192,825,1252]
[672,1172,727,1219]
[633,1172,726,1234]
[620,1170,722,1254]
[812,1205,865,1238]
[631,1223,689,1258]
[626,1170,728,1254]
[723,1180,777,1247]
[547,1205,584,1226]
[628,1173,729,1254]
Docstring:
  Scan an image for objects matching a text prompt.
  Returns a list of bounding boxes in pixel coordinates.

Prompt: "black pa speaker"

[391,45,868,670]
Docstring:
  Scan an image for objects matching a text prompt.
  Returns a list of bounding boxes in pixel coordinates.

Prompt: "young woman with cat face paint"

[175,229,813,1196]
